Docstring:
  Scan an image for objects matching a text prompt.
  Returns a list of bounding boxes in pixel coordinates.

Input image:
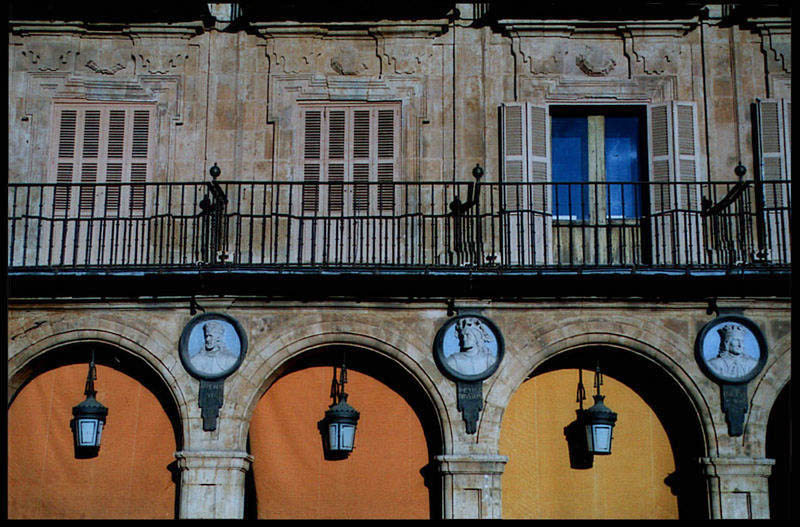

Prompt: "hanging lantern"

[579,363,617,455]
[70,352,108,458]
[318,358,360,460]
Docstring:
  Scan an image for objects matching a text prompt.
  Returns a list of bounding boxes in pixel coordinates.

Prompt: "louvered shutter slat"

[500,102,552,265]
[353,164,370,212]
[79,163,98,212]
[647,101,703,265]
[377,109,397,212]
[54,109,78,210]
[755,98,791,264]
[302,110,322,212]
[500,103,526,210]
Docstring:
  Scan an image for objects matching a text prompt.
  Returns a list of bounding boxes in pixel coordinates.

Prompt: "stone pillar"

[436,454,508,519]
[175,450,254,519]
[700,456,775,519]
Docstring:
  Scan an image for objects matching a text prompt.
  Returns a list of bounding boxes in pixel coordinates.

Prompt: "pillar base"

[175,450,254,519]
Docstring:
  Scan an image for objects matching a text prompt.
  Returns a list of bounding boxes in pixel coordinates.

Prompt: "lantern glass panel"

[328,422,340,451]
[77,419,100,447]
[588,423,613,454]
[339,424,356,451]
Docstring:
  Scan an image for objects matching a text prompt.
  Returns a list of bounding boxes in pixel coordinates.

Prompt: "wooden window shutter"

[51,104,155,215]
[327,109,346,212]
[755,98,792,263]
[500,103,527,210]
[755,99,790,207]
[526,103,551,215]
[647,101,703,264]
[499,102,552,265]
[129,109,152,213]
[54,109,78,211]
[351,109,371,212]
[302,109,322,212]
[376,108,398,212]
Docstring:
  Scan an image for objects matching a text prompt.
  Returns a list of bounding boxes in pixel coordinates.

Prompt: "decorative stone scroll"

[180,312,248,431]
[434,314,504,434]
[695,314,767,436]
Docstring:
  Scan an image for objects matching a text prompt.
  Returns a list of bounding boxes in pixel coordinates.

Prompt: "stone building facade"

[7,2,791,520]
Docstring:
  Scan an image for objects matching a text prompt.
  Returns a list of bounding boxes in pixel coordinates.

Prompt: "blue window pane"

[605,116,643,218]
[551,117,589,219]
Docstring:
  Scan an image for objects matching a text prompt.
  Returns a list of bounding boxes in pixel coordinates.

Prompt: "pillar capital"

[435,454,508,519]
[699,456,775,519]
[174,450,254,519]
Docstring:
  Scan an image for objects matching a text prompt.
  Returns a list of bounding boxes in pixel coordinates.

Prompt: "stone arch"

[234,320,452,519]
[6,316,188,519]
[228,318,453,454]
[486,318,715,518]
[744,335,791,458]
[7,315,190,445]
[481,317,715,456]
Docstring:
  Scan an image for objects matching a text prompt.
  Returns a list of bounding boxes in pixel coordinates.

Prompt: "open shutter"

[500,102,552,265]
[647,101,703,265]
[755,98,791,263]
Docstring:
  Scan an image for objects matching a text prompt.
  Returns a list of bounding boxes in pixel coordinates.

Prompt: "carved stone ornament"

[433,314,504,435]
[695,314,767,436]
[179,312,248,431]
[575,45,616,77]
[20,45,76,72]
[85,60,127,75]
[135,51,189,74]
[330,51,368,75]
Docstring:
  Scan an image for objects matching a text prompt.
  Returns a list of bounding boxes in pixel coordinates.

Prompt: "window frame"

[48,101,156,216]
[297,100,402,215]
[549,105,649,222]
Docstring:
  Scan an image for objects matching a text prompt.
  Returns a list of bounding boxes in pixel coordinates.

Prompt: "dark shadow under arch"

[531,345,709,519]
[8,341,184,519]
[766,380,791,520]
[244,344,444,519]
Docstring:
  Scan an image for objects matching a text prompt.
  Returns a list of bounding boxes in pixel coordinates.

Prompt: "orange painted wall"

[249,366,431,519]
[7,364,177,519]
[500,369,679,519]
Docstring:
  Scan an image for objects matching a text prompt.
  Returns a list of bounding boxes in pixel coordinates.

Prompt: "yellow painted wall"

[249,366,431,519]
[7,364,177,519]
[500,369,679,519]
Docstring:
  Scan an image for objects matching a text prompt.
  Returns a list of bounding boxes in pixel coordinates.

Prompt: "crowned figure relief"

[707,323,758,379]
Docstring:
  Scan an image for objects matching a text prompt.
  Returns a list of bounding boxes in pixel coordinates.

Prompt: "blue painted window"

[604,116,644,218]
[551,117,589,219]
[551,110,644,219]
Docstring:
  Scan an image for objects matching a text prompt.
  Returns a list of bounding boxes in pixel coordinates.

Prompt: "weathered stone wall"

[7,297,791,518]
[6,6,791,520]
[7,11,790,185]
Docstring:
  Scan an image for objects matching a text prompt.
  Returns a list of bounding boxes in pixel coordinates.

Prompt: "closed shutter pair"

[300,105,399,215]
[51,104,154,215]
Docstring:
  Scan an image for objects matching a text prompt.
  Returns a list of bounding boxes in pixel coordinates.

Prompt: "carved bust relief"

[179,313,247,380]
[434,315,504,382]
[695,315,767,384]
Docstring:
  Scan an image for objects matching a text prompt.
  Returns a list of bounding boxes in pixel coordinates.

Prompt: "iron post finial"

[472,164,484,181]
[209,163,221,180]
[734,163,746,179]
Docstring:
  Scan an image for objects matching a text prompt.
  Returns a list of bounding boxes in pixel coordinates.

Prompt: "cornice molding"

[9,20,205,39]
[497,18,698,37]
[251,19,449,39]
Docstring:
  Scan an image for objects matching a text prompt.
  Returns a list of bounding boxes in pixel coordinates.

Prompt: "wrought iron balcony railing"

[7,179,791,272]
